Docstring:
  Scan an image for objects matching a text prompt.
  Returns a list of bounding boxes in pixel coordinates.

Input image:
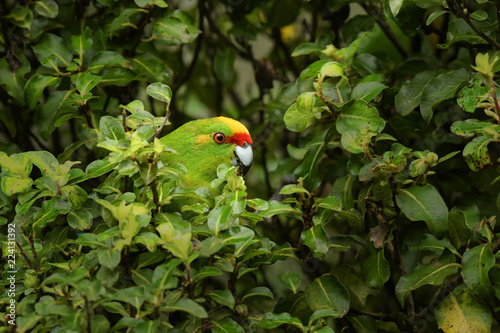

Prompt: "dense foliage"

[1,0,500,332]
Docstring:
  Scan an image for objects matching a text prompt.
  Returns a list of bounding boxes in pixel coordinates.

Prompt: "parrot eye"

[213,132,226,144]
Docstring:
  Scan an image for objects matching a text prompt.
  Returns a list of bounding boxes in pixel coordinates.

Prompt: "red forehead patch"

[227,132,253,146]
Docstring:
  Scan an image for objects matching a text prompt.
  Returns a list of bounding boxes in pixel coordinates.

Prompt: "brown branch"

[150,177,160,215]
[172,0,205,92]
[271,27,300,77]
[447,0,500,50]
[361,3,409,59]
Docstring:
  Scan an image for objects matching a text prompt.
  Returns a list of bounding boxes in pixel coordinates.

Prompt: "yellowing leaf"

[436,291,492,333]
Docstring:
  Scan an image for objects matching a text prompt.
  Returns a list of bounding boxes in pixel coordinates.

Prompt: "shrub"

[1,0,500,332]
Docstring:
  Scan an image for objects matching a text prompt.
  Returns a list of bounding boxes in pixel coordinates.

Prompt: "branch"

[203,1,253,62]
[173,0,205,92]
[446,0,500,50]
[361,3,409,59]
[271,27,300,77]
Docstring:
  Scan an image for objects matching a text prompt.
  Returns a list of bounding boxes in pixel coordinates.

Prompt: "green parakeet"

[160,117,253,191]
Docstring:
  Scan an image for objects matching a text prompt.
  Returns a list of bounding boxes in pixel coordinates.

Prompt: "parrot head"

[161,117,253,191]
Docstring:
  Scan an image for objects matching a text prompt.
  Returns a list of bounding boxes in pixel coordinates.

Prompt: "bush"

[1,0,500,332]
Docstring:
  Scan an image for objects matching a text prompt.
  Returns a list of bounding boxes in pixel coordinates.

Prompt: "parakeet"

[160,116,253,191]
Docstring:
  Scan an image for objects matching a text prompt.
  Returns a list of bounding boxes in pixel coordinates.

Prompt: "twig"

[173,0,205,92]
[153,109,170,139]
[361,3,409,59]
[271,27,300,77]
[80,103,94,129]
[16,242,33,270]
[128,6,152,56]
[203,2,253,61]
[387,233,416,322]
[150,177,160,215]
[446,0,500,50]
[83,295,92,333]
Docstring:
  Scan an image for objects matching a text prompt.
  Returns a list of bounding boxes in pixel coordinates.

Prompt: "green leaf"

[409,234,458,255]
[34,0,59,18]
[396,184,448,237]
[463,136,492,171]
[31,33,72,67]
[89,51,130,71]
[257,201,302,218]
[72,72,101,97]
[395,70,436,116]
[100,116,126,141]
[336,100,385,135]
[25,74,61,109]
[222,226,254,245]
[305,274,350,316]
[301,225,329,259]
[259,313,304,330]
[461,244,495,297]
[435,291,492,332]
[395,251,459,306]
[451,119,491,139]
[389,0,403,17]
[279,184,310,196]
[348,315,377,333]
[164,298,208,318]
[331,265,374,308]
[152,259,180,291]
[154,16,190,45]
[86,157,117,178]
[102,302,129,317]
[440,18,489,49]
[284,92,325,132]
[211,317,244,333]
[214,49,237,87]
[278,271,302,294]
[33,196,72,228]
[68,209,93,231]
[316,196,342,211]
[100,67,137,86]
[0,152,32,177]
[146,82,172,107]
[420,68,468,123]
[208,289,235,309]
[7,6,33,30]
[135,0,168,8]
[193,266,222,283]
[1,176,32,196]
[351,81,388,102]
[426,10,448,25]
[25,151,59,177]
[36,90,78,140]
[362,247,390,289]
[470,10,488,21]
[131,53,170,83]
[241,286,274,302]
[457,80,489,113]
[71,27,92,55]
[97,247,121,269]
[309,309,343,326]
[207,205,233,235]
[292,42,324,57]
[90,315,110,333]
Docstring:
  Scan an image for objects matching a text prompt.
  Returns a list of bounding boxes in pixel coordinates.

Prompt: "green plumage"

[160,117,247,192]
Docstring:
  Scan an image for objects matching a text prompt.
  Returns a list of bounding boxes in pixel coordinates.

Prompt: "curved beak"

[233,142,253,176]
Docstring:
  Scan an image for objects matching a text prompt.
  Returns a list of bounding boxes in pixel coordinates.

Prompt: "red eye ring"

[213,132,226,144]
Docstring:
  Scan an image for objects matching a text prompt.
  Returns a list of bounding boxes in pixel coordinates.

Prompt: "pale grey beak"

[233,142,253,175]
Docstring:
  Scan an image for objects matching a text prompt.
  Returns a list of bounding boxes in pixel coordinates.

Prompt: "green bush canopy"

[2,0,500,332]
